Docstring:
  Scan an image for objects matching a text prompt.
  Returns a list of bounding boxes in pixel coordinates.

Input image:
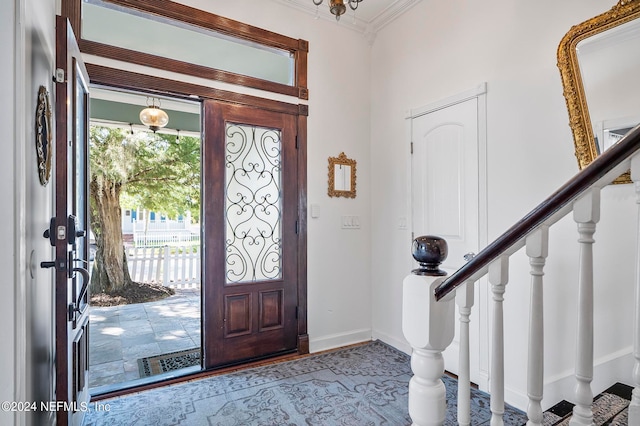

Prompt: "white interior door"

[411,96,480,382]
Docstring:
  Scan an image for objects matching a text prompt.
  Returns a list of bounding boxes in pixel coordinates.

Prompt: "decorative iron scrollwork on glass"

[225,123,282,284]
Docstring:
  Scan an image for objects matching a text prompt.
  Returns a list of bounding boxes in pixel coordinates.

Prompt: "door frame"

[405,82,489,389]
[83,64,309,380]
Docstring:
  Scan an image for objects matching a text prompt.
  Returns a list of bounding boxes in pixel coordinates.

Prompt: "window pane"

[225,123,282,284]
[82,0,294,86]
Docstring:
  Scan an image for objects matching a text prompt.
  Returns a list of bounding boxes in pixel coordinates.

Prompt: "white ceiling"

[270,0,422,37]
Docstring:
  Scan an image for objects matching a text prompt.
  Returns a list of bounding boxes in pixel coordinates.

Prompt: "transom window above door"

[62,0,309,99]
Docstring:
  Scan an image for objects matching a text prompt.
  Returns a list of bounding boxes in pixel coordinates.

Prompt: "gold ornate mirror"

[558,0,640,184]
[328,152,356,198]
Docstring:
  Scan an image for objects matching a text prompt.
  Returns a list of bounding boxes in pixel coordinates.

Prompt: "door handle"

[69,266,90,321]
[73,266,90,303]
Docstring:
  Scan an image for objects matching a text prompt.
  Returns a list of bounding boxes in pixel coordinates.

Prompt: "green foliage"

[90,126,200,221]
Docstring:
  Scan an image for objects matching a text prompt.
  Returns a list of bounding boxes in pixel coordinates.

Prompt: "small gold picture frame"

[328,152,356,198]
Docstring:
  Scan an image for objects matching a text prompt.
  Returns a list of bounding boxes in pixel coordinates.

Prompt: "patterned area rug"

[84,340,527,425]
[138,348,201,377]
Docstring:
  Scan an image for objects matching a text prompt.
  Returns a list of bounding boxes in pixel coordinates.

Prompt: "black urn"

[411,235,448,276]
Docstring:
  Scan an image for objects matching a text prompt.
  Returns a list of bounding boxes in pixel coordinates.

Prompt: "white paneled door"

[411,96,481,382]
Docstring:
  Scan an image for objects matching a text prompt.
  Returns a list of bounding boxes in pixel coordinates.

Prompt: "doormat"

[137,348,201,378]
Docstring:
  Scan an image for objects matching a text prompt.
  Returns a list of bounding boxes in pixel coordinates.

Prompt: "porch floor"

[88,287,201,390]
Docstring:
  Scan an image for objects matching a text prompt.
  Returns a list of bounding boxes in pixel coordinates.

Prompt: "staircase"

[402,124,640,426]
[542,383,632,425]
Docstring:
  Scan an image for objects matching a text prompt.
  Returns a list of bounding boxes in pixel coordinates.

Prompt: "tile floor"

[88,287,201,391]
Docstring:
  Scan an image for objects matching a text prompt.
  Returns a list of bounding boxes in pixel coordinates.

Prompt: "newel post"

[403,236,455,426]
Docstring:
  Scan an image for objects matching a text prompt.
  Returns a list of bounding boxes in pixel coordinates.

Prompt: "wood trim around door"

[83,60,309,377]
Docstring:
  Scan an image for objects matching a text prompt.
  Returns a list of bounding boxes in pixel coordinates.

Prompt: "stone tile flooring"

[88,287,201,391]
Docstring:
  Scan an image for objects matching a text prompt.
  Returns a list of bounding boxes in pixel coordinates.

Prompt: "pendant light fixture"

[312,0,363,21]
[139,97,169,133]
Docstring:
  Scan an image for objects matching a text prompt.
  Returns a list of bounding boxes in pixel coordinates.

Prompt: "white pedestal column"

[403,274,455,426]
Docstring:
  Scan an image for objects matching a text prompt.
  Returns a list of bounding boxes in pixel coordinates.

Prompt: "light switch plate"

[341,215,361,229]
[310,204,320,218]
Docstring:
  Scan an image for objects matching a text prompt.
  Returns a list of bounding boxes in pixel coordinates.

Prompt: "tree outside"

[89,126,200,295]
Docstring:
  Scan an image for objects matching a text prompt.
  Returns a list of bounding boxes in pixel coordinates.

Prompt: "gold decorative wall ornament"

[328,152,356,198]
[35,85,52,186]
[557,0,640,184]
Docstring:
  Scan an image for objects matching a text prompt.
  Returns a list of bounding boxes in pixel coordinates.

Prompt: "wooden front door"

[203,101,299,367]
[54,16,91,426]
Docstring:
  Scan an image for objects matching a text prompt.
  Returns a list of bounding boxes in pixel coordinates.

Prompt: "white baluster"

[569,188,600,426]
[629,154,640,425]
[526,226,549,426]
[403,273,455,426]
[489,256,509,426]
[456,281,475,426]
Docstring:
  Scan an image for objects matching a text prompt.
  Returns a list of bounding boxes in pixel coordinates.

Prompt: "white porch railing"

[126,245,201,288]
[132,229,200,247]
[402,125,640,425]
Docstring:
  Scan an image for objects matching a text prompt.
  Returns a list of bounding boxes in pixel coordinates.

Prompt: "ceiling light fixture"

[313,0,363,21]
[139,97,169,133]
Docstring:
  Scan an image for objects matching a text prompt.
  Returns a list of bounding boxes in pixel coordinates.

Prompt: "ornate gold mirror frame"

[557,0,640,184]
[328,152,356,198]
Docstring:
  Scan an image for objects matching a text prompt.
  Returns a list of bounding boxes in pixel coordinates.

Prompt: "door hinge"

[411,231,415,241]
[295,135,299,149]
[295,306,299,319]
[295,220,299,234]
[54,68,65,83]
[410,142,414,154]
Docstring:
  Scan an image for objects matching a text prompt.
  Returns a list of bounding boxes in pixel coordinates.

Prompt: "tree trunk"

[89,179,133,293]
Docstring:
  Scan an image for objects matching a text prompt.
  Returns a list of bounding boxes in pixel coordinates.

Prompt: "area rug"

[138,348,201,378]
[84,340,527,425]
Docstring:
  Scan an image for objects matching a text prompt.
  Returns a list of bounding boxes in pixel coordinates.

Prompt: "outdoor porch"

[88,287,201,391]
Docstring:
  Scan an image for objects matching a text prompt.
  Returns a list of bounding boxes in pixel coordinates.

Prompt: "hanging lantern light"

[139,97,169,133]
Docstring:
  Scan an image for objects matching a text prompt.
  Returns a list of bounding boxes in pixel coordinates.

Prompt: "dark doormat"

[138,348,201,377]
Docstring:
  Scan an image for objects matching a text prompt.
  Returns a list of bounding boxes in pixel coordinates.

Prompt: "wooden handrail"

[434,124,640,301]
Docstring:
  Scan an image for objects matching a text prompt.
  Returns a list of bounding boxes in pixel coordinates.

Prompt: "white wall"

[370,0,636,411]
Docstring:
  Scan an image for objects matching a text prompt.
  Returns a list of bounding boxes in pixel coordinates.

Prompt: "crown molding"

[370,0,422,33]
[269,0,422,39]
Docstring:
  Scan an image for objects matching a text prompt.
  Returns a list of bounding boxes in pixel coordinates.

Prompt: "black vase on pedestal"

[411,235,448,276]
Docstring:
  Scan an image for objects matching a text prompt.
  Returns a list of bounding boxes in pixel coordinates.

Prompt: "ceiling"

[271,0,422,36]
[90,87,201,134]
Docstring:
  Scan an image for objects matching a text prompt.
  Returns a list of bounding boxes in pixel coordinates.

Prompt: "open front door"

[203,101,300,367]
[53,16,91,426]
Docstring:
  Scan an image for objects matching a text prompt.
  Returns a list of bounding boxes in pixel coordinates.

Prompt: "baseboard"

[541,346,633,411]
[309,328,373,353]
[371,330,411,355]
[503,346,635,412]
